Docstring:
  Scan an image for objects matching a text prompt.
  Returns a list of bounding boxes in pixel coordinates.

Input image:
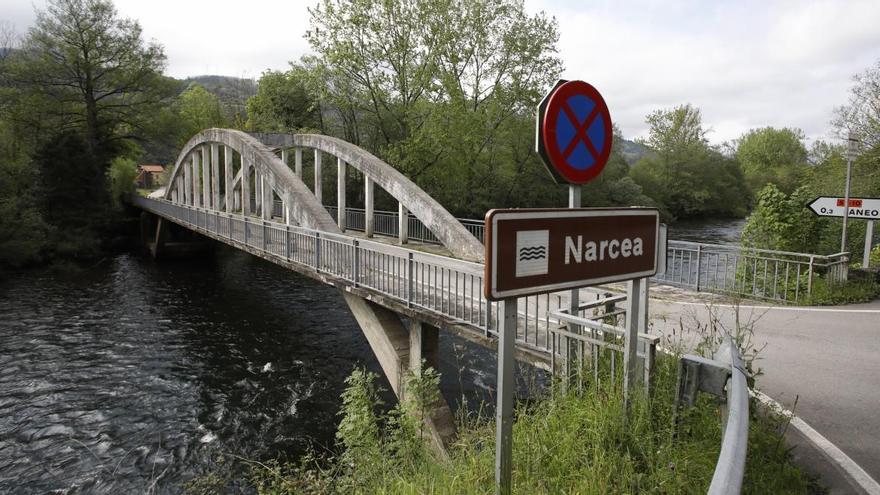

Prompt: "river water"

[0,218,739,493]
[0,249,506,494]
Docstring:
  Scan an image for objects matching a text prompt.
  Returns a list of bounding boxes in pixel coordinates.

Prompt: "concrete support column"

[408,320,440,375]
[211,144,220,210]
[183,165,190,205]
[224,146,233,213]
[192,153,201,207]
[254,168,262,216]
[337,157,346,231]
[241,156,251,216]
[314,149,322,204]
[295,148,303,178]
[281,148,288,169]
[262,173,272,221]
[201,145,210,208]
[365,176,374,237]
[399,203,409,244]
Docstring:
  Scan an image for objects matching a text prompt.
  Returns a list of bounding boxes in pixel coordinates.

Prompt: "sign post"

[841,134,860,251]
[485,207,660,495]
[864,221,874,268]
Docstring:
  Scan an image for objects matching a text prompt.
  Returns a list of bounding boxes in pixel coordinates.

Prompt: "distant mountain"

[179,75,258,117]
[619,138,650,164]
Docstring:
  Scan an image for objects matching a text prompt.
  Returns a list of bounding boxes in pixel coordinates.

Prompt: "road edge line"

[752,390,880,495]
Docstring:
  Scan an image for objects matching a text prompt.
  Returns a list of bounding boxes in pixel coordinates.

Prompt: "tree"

[245,66,321,133]
[642,104,708,157]
[176,83,228,143]
[630,104,751,219]
[736,127,808,194]
[7,0,172,164]
[832,59,880,147]
[307,0,563,216]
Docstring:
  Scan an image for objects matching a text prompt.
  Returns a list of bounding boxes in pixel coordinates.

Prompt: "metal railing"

[549,301,659,393]
[654,240,848,303]
[307,205,849,303]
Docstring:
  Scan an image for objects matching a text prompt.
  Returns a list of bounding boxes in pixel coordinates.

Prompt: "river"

[0,249,507,493]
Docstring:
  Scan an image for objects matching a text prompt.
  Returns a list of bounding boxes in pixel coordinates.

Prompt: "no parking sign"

[536,80,613,184]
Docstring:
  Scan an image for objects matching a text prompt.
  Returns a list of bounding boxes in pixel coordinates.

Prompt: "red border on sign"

[541,81,613,184]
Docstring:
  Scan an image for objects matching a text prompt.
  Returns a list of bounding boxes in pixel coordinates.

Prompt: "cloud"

[5,0,879,145]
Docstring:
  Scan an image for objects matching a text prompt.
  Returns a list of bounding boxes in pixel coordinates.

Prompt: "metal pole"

[864,220,874,268]
[495,298,517,495]
[566,185,581,387]
[841,133,858,252]
[623,277,643,418]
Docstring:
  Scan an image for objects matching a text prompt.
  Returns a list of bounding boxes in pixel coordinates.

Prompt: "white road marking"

[753,390,880,495]
[659,300,880,314]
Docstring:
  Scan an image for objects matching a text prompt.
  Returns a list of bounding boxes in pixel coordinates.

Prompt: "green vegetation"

[630,104,752,219]
[224,345,819,494]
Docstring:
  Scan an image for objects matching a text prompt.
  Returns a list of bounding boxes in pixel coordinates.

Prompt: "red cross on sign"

[536,80,613,185]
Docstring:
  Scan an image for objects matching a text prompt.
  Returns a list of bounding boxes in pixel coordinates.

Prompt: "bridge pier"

[341,293,457,453]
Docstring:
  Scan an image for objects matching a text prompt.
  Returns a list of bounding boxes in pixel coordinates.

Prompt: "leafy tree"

[833,59,880,147]
[306,0,564,216]
[642,104,708,157]
[6,0,172,164]
[176,83,227,143]
[736,127,808,194]
[246,66,322,133]
[741,184,824,252]
[630,104,751,219]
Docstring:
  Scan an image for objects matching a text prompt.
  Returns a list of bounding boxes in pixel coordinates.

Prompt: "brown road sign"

[485,208,660,300]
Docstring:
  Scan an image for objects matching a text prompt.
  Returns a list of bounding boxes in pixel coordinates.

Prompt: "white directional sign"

[807,197,880,220]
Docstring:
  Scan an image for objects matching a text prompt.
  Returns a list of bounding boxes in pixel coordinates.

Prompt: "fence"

[655,240,849,303]
[273,203,850,303]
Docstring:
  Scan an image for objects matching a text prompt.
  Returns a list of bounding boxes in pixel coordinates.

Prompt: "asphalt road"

[648,298,880,483]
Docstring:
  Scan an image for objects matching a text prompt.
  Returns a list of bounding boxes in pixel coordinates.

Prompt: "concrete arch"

[250,132,484,262]
[165,128,337,232]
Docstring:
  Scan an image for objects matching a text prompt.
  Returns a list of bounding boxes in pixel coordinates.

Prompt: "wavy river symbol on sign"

[518,246,547,261]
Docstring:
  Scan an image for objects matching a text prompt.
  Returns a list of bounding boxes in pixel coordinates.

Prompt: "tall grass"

[245,349,822,494]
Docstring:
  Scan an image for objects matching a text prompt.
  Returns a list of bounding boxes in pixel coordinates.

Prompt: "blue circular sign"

[538,80,613,184]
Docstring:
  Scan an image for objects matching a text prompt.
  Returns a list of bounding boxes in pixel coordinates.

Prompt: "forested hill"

[179,75,256,116]
[620,139,649,164]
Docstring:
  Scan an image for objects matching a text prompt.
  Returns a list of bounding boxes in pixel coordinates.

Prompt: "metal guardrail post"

[285,225,291,260]
[807,255,815,294]
[262,220,267,252]
[406,252,414,307]
[353,238,359,286]
[695,244,703,291]
[314,232,321,273]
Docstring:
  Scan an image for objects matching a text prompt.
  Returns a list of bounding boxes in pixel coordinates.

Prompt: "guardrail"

[655,240,849,303]
[675,337,749,495]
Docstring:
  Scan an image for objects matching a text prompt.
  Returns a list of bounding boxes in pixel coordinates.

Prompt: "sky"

[3,0,879,145]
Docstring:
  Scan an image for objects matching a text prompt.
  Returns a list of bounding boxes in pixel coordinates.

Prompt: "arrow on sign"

[807,197,880,219]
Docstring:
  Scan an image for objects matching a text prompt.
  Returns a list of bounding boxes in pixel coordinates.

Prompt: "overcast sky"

[3,0,879,145]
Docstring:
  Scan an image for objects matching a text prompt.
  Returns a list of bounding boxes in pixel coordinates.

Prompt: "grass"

[800,276,880,305]
[236,354,822,494]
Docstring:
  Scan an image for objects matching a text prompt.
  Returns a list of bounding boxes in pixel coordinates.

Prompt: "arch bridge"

[133,128,639,450]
